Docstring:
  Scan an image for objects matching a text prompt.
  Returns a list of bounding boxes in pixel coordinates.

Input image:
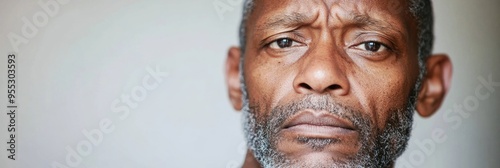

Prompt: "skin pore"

[225,0,452,167]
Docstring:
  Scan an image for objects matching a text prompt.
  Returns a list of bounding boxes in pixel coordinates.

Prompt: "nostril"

[299,83,313,90]
[327,84,341,90]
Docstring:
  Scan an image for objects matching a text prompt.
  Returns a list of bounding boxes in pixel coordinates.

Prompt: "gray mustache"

[266,94,371,133]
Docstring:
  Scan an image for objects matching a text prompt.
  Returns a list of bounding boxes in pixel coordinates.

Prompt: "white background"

[0,0,498,167]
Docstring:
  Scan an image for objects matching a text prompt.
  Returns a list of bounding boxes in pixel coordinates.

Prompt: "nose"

[293,41,350,96]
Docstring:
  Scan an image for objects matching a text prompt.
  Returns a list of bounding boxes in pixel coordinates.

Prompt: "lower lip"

[281,124,356,138]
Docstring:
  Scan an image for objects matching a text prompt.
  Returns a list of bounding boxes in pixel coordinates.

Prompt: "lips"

[281,110,357,138]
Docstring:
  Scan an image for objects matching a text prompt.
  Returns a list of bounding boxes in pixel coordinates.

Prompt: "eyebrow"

[256,12,310,32]
[349,13,407,43]
[352,14,379,26]
[349,13,392,32]
[256,11,403,36]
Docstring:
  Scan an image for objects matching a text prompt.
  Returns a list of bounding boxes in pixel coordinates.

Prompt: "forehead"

[248,0,415,34]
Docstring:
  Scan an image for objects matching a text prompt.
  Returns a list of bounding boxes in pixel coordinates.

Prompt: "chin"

[273,138,363,168]
[293,152,352,166]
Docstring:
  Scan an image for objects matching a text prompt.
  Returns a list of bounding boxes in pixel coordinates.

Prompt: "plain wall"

[0,0,498,167]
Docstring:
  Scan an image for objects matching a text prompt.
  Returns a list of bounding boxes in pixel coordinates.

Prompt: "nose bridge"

[304,45,341,79]
[293,32,349,95]
[308,35,340,68]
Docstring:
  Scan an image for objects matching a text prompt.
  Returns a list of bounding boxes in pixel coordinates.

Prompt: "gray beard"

[241,90,417,168]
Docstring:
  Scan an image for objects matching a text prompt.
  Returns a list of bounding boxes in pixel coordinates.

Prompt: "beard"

[241,87,418,168]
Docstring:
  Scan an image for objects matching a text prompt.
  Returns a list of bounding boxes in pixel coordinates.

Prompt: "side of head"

[225,0,452,167]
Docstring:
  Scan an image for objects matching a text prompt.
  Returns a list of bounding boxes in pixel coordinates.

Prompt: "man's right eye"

[269,38,302,49]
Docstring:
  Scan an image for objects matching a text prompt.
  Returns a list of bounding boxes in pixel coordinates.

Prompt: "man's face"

[234,0,426,167]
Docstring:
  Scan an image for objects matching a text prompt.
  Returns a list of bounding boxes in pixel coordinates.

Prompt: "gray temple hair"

[237,0,434,89]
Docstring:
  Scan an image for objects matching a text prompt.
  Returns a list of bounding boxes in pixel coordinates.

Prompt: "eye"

[353,41,389,52]
[269,38,302,49]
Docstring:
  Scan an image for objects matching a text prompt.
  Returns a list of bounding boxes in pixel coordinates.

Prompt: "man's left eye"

[353,41,388,52]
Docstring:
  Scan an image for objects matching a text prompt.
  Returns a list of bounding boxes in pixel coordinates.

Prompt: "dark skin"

[225,0,453,167]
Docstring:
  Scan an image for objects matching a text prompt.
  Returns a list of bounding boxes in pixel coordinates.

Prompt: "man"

[225,0,453,167]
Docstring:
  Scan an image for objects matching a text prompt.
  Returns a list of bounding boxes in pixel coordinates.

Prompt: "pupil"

[277,38,292,48]
[365,42,381,52]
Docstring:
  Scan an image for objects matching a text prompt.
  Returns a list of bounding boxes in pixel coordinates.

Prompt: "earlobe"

[225,47,243,111]
[416,54,453,117]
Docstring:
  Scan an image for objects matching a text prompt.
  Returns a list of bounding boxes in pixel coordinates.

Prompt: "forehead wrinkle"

[327,4,383,30]
[326,1,346,26]
[252,0,329,35]
[322,1,407,34]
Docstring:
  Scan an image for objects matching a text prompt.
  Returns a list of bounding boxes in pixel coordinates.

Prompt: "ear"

[225,47,243,111]
[416,54,453,117]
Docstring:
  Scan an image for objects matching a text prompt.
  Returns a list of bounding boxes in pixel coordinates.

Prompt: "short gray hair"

[238,0,434,79]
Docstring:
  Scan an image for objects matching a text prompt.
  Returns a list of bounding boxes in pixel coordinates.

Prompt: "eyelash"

[262,33,306,48]
[262,34,395,58]
[267,38,304,49]
[351,41,392,52]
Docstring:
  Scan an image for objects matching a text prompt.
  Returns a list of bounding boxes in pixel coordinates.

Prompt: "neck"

[242,150,261,168]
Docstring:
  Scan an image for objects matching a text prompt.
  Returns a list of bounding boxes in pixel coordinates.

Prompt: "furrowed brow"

[349,13,403,35]
[256,12,309,32]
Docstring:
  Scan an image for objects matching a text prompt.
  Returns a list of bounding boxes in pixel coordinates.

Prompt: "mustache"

[264,94,371,133]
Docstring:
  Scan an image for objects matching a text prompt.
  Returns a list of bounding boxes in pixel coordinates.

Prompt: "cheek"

[350,62,415,129]
[244,58,295,115]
